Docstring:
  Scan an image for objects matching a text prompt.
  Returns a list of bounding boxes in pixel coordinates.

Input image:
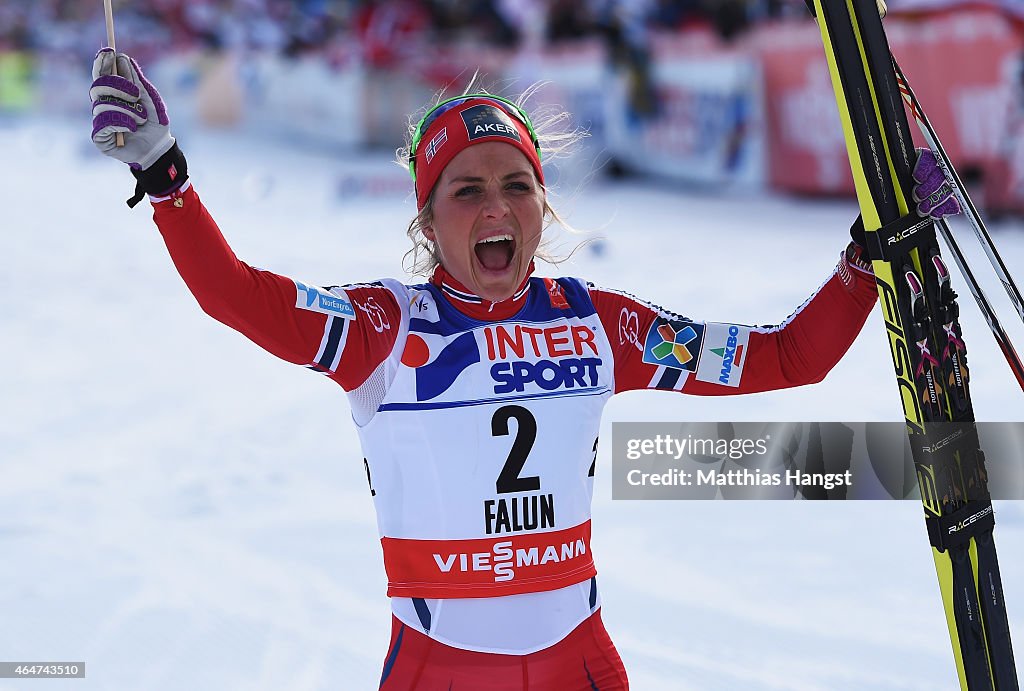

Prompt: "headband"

[410,96,543,209]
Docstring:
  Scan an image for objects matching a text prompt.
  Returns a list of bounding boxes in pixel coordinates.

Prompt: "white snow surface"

[2,118,1022,690]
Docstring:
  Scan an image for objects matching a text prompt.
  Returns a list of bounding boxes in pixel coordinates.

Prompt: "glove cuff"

[127,141,188,208]
[837,241,874,292]
[844,240,874,274]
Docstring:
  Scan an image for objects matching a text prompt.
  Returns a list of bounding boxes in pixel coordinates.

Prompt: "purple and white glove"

[843,148,960,278]
[90,49,173,169]
[912,147,961,219]
[91,49,187,207]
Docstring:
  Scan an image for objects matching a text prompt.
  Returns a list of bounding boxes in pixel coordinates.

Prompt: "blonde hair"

[395,81,588,277]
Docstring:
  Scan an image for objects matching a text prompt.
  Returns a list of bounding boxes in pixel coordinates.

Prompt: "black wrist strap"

[127,142,188,208]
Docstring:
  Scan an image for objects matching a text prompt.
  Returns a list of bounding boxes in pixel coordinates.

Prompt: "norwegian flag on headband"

[424,128,448,164]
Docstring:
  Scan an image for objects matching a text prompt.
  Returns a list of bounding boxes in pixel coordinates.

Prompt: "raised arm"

[151,184,401,389]
[587,158,962,397]
[90,49,400,391]
[591,242,877,395]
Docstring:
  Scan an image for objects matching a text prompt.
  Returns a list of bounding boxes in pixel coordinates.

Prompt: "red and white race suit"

[151,182,877,656]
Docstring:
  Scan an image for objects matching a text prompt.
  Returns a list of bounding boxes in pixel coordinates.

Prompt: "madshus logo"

[410,323,603,401]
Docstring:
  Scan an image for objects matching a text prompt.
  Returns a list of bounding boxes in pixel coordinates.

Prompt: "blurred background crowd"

[1,0,802,61]
[4,0,1024,214]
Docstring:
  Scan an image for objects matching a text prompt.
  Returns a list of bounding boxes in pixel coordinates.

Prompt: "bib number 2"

[491,405,540,494]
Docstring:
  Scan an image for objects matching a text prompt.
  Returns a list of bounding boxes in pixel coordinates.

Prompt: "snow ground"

[1,118,1022,690]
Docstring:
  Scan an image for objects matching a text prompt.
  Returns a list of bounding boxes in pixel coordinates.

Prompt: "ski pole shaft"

[102,0,124,148]
[935,217,1024,392]
[893,58,1024,325]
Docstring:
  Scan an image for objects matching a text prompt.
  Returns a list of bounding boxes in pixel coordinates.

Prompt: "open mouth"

[474,234,515,272]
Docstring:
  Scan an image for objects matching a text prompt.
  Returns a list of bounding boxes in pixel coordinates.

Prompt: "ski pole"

[894,58,1024,326]
[102,0,124,148]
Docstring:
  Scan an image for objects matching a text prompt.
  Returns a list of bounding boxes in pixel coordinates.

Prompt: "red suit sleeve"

[150,184,401,391]
[590,253,877,395]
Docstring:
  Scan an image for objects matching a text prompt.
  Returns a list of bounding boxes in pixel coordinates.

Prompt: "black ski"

[807,0,1019,687]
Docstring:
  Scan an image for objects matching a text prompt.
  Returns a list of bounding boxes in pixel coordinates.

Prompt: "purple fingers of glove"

[91,94,148,137]
[127,55,169,127]
[91,108,139,140]
[90,52,146,136]
[912,147,961,219]
[90,74,140,100]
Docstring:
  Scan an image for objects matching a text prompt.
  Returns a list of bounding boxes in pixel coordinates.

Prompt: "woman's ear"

[422,225,436,242]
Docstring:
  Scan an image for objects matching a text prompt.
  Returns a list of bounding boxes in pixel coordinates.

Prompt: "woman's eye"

[507,182,530,192]
[454,186,480,197]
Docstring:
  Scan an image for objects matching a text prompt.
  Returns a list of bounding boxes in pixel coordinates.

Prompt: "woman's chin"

[470,261,523,301]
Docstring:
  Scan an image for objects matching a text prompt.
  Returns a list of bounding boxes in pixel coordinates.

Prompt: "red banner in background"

[758,22,855,194]
[758,7,1023,199]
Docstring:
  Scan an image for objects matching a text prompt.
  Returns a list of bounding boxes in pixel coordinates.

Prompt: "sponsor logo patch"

[618,308,643,352]
[544,278,570,310]
[409,290,439,323]
[412,322,605,401]
[415,331,481,401]
[461,104,522,143]
[642,318,704,371]
[294,281,356,319]
[695,322,750,387]
[355,296,391,332]
[483,323,601,394]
